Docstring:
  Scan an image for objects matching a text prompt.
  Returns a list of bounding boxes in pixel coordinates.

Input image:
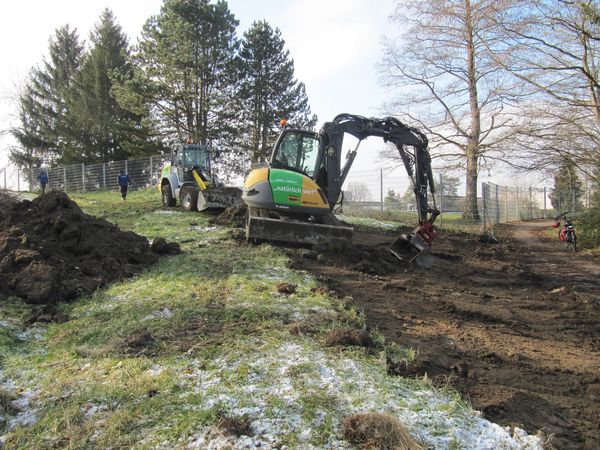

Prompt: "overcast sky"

[0,0,398,171]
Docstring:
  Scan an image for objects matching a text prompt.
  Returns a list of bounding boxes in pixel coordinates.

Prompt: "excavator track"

[246,207,353,245]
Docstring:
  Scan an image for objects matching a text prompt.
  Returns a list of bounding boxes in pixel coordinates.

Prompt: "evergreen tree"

[550,159,584,212]
[238,20,316,162]
[134,0,240,150]
[66,9,152,163]
[11,25,83,166]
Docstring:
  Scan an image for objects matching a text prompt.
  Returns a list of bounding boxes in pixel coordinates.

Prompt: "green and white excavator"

[160,142,241,212]
[242,113,439,259]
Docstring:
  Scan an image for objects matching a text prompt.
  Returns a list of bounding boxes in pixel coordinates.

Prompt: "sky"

[0,0,548,196]
[0,0,397,170]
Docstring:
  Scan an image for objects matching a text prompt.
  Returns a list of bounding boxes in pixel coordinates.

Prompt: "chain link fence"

[0,155,170,193]
[0,158,563,229]
[481,182,550,229]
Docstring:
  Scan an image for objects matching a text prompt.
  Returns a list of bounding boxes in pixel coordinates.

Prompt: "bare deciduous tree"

[347,182,372,202]
[489,0,600,180]
[379,0,519,219]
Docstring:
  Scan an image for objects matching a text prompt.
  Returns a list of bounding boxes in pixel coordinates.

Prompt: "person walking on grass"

[38,168,48,194]
[117,170,131,200]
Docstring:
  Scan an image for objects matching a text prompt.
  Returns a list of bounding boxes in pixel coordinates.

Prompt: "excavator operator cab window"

[273,131,319,177]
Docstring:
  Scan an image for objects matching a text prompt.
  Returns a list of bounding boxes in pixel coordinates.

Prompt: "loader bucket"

[197,187,242,212]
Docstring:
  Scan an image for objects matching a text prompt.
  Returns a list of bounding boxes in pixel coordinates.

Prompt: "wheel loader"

[242,113,439,261]
[160,142,241,211]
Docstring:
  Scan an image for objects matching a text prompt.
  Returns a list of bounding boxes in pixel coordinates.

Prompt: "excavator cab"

[271,130,320,178]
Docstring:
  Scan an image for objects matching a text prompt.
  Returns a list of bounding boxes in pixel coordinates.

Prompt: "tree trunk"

[464,150,480,219]
[463,0,481,220]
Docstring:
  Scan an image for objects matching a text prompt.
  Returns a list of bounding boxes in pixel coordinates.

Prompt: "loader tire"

[162,183,176,207]
[181,186,199,211]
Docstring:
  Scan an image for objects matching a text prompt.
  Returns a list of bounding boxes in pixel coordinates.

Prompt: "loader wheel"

[161,183,176,207]
[180,186,199,211]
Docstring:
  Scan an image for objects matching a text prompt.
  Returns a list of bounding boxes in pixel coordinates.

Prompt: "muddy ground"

[288,222,600,449]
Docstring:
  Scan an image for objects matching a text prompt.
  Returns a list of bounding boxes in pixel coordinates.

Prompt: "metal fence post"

[516,187,520,220]
[439,172,443,229]
[3,168,6,190]
[482,182,487,233]
[495,183,500,224]
[504,185,508,222]
[150,156,153,181]
[543,187,547,218]
[64,167,67,192]
[17,169,20,191]
[103,163,106,189]
[529,186,533,219]
[379,168,383,213]
[82,163,85,191]
[125,159,128,174]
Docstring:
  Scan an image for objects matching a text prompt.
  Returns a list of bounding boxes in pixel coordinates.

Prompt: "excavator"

[242,113,439,260]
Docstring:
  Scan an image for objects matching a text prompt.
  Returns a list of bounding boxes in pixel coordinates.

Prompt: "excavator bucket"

[389,231,434,268]
[197,187,242,212]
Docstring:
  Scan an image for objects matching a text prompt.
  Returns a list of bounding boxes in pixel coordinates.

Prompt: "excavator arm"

[318,113,439,246]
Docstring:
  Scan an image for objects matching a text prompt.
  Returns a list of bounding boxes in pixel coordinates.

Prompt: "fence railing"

[481,181,550,229]
[1,155,170,193]
[1,158,559,229]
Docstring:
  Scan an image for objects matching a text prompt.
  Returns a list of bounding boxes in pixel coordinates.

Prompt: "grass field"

[0,189,543,449]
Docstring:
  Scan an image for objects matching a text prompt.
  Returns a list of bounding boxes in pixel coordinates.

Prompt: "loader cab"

[172,144,211,183]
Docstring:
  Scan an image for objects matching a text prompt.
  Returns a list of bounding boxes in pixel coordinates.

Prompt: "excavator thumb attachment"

[389,221,437,268]
[197,187,242,212]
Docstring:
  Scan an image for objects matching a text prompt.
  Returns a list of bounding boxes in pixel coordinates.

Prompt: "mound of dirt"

[0,192,164,305]
[209,203,248,228]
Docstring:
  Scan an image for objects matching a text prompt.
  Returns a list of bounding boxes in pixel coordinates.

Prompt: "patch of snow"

[144,308,174,321]
[174,341,543,450]
[189,226,218,232]
[145,365,164,377]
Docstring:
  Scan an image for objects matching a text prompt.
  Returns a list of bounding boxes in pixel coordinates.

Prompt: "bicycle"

[552,211,577,252]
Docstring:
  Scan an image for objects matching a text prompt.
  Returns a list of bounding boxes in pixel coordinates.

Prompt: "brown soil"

[287,221,600,450]
[0,192,165,305]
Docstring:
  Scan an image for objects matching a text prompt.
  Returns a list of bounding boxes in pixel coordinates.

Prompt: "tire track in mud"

[288,222,600,449]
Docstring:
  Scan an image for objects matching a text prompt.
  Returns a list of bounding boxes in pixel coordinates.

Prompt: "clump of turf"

[323,327,373,348]
[342,412,422,450]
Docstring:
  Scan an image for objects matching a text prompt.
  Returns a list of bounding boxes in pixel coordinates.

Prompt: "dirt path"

[288,221,600,449]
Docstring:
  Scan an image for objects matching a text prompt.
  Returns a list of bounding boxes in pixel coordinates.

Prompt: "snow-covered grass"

[0,189,545,449]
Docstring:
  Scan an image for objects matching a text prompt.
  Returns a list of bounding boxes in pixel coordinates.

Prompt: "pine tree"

[11,25,83,167]
[134,0,240,149]
[550,159,584,212]
[238,20,316,162]
[66,9,152,163]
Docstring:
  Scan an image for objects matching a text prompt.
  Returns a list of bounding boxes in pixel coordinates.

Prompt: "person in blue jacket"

[117,170,131,200]
[38,168,49,194]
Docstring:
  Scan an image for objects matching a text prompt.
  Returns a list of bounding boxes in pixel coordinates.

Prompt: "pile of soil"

[209,203,248,228]
[0,192,164,304]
